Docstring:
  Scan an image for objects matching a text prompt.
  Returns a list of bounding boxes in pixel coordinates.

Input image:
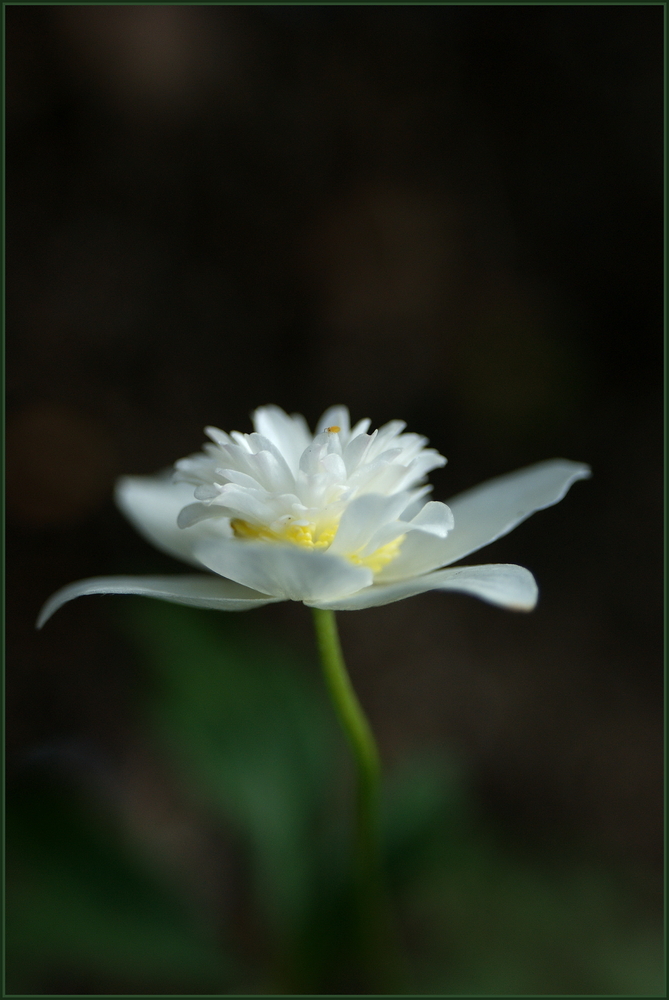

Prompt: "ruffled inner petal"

[316,405,351,438]
[407,500,454,536]
[358,499,452,555]
[252,405,314,472]
[327,491,416,556]
[176,502,232,529]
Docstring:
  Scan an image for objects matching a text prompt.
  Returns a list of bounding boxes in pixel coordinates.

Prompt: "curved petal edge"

[377,459,591,582]
[37,574,281,629]
[308,563,538,612]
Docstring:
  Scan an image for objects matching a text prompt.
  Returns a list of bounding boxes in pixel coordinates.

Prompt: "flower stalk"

[311,608,381,868]
[311,607,391,984]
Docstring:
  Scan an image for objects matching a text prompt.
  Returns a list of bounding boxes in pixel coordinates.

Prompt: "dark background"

[6,5,664,995]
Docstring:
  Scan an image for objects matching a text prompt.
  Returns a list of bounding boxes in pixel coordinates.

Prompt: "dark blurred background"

[6,5,664,995]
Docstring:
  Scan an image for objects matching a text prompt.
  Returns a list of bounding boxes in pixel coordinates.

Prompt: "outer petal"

[308,563,538,612]
[37,574,282,628]
[191,537,373,602]
[115,474,202,566]
[377,459,591,582]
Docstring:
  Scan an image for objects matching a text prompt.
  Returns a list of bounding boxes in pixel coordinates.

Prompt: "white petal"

[358,495,448,555]
[191,537,373,602]
[309,563,538,611]
[204,426,233,446]
[327,492,416,556]
[368,420,406,455]
[176,503,232,529]
[193,484,222,500]
[407,500,454,537]
[37,574,281,628]
[399,449,448,484]
[299,438,328,476]
[316,405,351,438]
[349,417,371,438]
[213,484,277,522]
[246,434,297,491]
[115,474,202,566]
[377,459,591,582]
[230,430,255,452]
[174,453,222,487]
[322,451,347,480]
[252,405,312,471]
[212,469,261,491]
[343,431,375,475]
[399,494,431,521]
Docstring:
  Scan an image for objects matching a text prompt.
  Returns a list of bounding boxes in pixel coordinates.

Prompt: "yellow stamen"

[231,518,337,550]
[348,536,405,574]
[231,519,404,573]
[326,425,340,433]
[231,519,281,543]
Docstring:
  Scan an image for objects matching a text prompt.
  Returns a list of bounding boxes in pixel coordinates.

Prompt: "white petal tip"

[36,606,53,630]
[565,461,592,480]
[176,503,203,528]
[507,593,539,613]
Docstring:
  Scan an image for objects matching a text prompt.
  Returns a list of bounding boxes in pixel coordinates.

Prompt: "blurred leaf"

[376,751,663,996]
[382,748,469,886]
[120,601,663,995]
[6,773,233,994]
[401,823,665,996]
[124,600,343,940]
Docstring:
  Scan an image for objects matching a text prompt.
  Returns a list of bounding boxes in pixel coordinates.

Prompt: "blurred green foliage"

[7,602,664,994]
[6,771,233,994]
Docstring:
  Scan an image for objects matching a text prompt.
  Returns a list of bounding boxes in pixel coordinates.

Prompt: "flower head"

[174,404,451,575]
[37,405,590,626]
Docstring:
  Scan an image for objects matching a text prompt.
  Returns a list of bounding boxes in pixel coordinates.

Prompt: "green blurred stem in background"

[311,607,389,983]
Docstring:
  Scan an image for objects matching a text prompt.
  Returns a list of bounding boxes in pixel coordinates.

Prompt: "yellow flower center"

[231,518,337,549]
[347,535,405,574]
[230,518,404,574]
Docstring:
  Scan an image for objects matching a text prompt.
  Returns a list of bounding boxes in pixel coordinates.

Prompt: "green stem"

[311,608,404,991]
[311,608,381,876]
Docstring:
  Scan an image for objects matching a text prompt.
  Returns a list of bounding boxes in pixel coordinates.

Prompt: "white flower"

[37,405,590,627]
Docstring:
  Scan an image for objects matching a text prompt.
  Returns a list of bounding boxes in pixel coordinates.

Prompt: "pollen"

[326,425,340,433]
[230,517,403,574]
[231,518,339,550]
[348,536,405,574]
[230,519,279,543]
